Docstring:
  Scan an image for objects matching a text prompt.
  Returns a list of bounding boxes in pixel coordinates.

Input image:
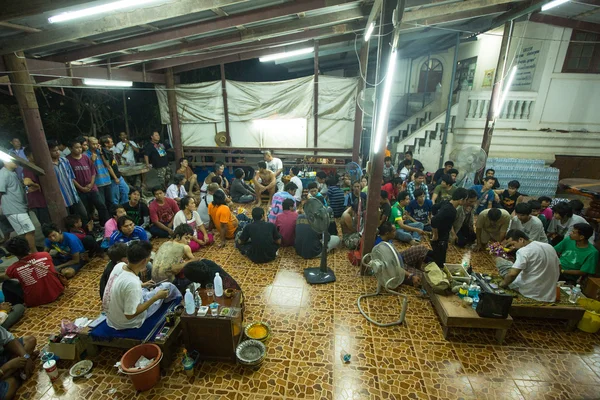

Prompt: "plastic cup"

[43,359,59,381]
[182,359,195,377]
[209,302,219,316]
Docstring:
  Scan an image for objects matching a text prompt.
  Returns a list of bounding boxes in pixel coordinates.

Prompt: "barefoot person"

[152,225,197,291]
[253,161,277,205]
[173,196,214,252]
[0,326,37,399]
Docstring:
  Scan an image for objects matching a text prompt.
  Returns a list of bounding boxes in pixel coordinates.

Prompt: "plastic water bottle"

[569,284,581,304]
[214,273,223,297]
[184,289,195,314]
[472,286,480,310]
[467,283,477,298]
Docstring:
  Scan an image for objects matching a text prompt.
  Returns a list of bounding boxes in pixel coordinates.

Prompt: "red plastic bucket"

[119,344,163,391]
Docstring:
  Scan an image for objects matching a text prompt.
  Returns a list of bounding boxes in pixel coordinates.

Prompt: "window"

[417,58,443,92]
[562,30,600,74]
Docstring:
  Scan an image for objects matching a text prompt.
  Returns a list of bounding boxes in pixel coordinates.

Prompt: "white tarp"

[156,75,359,148]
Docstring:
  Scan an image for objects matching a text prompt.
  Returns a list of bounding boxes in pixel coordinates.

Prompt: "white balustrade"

[464,91,537,121]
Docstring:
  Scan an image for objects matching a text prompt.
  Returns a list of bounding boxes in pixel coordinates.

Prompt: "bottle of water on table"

[472,286,480,310]
[184,289,195,314]
[569,284,581,304]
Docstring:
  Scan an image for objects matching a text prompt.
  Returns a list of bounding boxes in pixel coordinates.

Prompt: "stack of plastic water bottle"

[483,158,559,197]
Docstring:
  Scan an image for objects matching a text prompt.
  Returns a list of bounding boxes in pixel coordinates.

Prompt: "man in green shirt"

[389,191,425,245]
[554,223,598,284]
[431,174,457,204]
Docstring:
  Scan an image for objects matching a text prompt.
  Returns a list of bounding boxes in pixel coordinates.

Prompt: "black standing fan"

[303,198,336,285]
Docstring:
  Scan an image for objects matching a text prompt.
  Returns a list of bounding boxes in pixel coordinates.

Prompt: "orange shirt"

[208,203,238,239]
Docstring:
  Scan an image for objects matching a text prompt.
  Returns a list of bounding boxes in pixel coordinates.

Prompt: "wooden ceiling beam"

[530,13,600,34]
[0,22,42,33]
[43,0,361,63]
[0,0,251,54]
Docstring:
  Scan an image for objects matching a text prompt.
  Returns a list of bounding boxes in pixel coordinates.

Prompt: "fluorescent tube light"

[0,150,13,164]
[541,0,569,12]
[373,49,397,154]
[259,48,314,62]
[83,79,133,87]
[494,66,518,118]
[365,22,375,42]
[49,0,164,23]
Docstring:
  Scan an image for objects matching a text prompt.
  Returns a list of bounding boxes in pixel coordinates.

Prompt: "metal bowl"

[236,339,266,366]
[244,322,271,342]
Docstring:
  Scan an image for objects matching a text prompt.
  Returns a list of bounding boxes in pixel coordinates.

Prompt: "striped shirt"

[407,181,430,201]
[86,150,111,187]
[53,157,79,207]
[327,185,346,218]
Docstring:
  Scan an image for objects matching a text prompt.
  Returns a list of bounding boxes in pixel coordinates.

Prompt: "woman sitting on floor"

[208,190,250,248]
[173,196,214,252]
[151,225,197,292]
[166,174,188,203]
[176,158,200,194]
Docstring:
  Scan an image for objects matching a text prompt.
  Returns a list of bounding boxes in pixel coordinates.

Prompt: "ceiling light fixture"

[83,79,133,87]
[373,49,397,154]
[541,0,569,12]
[259,47,314,62]
[364,22,375,42]
[494,66,518,118]
[48,0,164,23]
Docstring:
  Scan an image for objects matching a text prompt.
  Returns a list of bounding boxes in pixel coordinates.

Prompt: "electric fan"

[358,242,409,326]
[345,162,363,182]
[449,146,487,187]
[303,198,336,285]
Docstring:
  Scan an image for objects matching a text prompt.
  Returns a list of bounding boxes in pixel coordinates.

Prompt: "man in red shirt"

[1,237,64,307]
[381,177,403,203]
[149,186,180,238]
[275,199,298,247]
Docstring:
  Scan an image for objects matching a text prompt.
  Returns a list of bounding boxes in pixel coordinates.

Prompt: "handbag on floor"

[475,291,513,319]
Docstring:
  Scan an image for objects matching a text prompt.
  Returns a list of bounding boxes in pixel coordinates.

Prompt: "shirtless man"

[151,224,196,291]
[254,161,277,205]
[201,162,229,193]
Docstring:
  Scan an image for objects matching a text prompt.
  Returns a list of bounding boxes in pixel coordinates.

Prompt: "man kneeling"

[102,241,180,330]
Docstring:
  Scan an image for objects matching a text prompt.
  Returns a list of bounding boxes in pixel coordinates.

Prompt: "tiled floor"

[8,223,600,399]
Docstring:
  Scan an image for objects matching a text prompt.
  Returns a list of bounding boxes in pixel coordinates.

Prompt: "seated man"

[327,176,346,218]
[230,169,256,204]
[100,244,152,300]
[407,172,429,201]
[295,213,341,259]
[316,171,328,196]
[149,185,180,238]
[379,190,391,227]
[166,174,188,203]
[200,161,229,193]
[152,225,197,292]
[182,260,241,291]
[528,200,550,232]
[497,229,559,302]
[554,223,599,284]
[104,204,128,247]
[547,202,592,246]
[1,237,64,308]
[109,216,149,245]
[390,191,425,245]
[406,188,433,232]
[471,177,496,215]
[433,161,454,185]
[497,180,524,215]
[208,190,249,248]
[275,199,298,247]
[237,208,281,264]
[267,182,298,223]
[253,162,277,206]
[382,156,396,184]
[452,189,477,248]
[509,203,547,243]
[64,214,98,256]
[103,241,180,330]
[0,326,37,399]
[381,177,403,203]
[122,187,152,238]
[341,200,362,250]
[475,208,511,251]
[344,181,367,208]
[431,174,456,204]
[42,223,86,279]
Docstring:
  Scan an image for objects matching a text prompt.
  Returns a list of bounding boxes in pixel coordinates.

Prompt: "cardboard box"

[583,277,600,301]
[48,339,85,361]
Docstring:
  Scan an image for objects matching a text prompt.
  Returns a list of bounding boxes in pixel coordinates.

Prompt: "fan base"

[303,267,336,285]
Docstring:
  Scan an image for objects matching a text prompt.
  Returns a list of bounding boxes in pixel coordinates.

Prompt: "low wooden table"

[509,303,585,331]
[180,289,243,363]
[425,282,513,343]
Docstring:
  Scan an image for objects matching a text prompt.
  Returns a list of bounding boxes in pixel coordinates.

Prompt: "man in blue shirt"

[42,223,86,279]
[85,136,114,208]
[406,188,433,232]
[470,177,497,215]
[109,216,149,245]
[267,182,298,223]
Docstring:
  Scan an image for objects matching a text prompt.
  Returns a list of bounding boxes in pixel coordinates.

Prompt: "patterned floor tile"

[87,375,139,399]
[242,284,272,306]
[513,380,571,400]
[333,312,373,338]
[334,335,377,369]
[268,286,304,308]
[237,360,288,397]
[264,329,295,361]
[454,344,506,376]
[378,370,428,400]
[334,291,363,313]
[372,338,420,371]
[422,372,476,400]
[272,269,307,288]
[368,314,412,340]
[407,316,446,342]
[333,366,381,400]
[190,388,240,400]
[301,286,335,310]
[243,269,277,286]
[334,275,366,294]
[360,294,405,315]
[534,350,600,385]
[495,348,554,381]
[467,376,525,400]
[292,331,335,364]
[297,307,335,334]
[196,362,243,391]
[413,340,464,375]
[287,361,334,399]
[261,305,301,332]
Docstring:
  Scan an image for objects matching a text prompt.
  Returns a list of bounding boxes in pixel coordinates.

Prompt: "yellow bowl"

[244,322,271,342]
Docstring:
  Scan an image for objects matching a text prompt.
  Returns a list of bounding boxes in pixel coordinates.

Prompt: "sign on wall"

[482,69,495,88]
[513,42,541,91]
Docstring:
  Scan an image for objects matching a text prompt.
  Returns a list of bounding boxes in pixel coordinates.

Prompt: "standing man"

[86,136,114,209]
[8,137,27,180]
[0,159,37,253]
[114,131,140,166]
[48,141,88,223]
[264,151,283,192]
[100,135,130,205]
[67,140,110,225]
[430,188,468,268]
[144,131,171,189]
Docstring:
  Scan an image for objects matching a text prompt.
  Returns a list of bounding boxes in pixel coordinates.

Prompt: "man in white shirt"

[497,229,559,302]
[114,131,140,166]
[264,150,284,192]
[289,166,303,202]
[102,241,180,330]
[509,203,548,243]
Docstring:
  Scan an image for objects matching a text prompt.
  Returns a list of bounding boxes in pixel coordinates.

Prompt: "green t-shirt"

[554,236,599,274]
[537,214,549,231]
[433,185,456,204]
[389,202,405,229]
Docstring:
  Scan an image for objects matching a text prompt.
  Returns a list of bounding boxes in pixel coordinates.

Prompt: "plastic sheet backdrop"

[155,76,359,148]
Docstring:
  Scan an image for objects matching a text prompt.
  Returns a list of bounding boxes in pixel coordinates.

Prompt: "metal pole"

[421,53,431,109]
[313,40,319,151]
[122,90,130,135]
[166,68,183,159]
[439,33,460,169]
[352,41,370,163]
[220,63,231,146]
[3,52,68,227]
